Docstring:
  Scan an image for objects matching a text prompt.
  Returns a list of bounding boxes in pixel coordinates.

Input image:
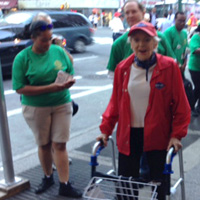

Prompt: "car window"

[0,13,33,25]
[50,14,72,28]
[69,15,88,26]
[50,13,88,28]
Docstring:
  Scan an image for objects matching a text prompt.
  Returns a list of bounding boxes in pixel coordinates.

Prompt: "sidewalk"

[3,117,200,200]
[7,158,111,200]
[6,137,114,200]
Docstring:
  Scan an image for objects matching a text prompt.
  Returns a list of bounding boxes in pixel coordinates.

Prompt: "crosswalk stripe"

[93,37,113,45]
[6,84,113,117]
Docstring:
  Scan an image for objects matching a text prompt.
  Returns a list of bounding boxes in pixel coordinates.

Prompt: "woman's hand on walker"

[167,137,182,153]
[96,134,109,147]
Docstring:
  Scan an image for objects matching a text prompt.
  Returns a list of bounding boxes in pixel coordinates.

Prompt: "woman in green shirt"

[12,20,81,198]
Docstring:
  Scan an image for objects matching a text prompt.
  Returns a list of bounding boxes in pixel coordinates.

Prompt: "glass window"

[50,14,72,28]
[2,13,32,25]
[69,15,88,27]
[50,13,88,28]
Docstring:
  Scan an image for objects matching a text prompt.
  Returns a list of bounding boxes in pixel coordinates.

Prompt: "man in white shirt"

[150,7,157,27]
[157,13,172,32]
[167,9,175,26]
[109,12,124,41]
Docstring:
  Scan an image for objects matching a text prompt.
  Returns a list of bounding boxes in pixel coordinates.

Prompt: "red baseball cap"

[114,12,121,17]
[128,21,157,37]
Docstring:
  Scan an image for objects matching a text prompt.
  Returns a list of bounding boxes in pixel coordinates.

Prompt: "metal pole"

[178,149,186,200]
[178,0,182,12]
[0,61,15,185]
[163,0,166,17]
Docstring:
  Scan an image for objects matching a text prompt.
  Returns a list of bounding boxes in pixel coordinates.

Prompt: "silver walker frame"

[91,136,186,200]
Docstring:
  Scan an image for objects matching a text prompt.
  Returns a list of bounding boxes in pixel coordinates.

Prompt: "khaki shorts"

[22,103,72,146]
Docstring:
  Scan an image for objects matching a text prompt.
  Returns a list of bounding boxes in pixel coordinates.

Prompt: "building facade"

[18,0,119,17]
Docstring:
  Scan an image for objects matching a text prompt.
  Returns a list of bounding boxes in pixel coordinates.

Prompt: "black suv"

[0,10,94,76]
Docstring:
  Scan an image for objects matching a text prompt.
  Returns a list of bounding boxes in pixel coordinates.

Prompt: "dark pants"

[189,69,200,108]
[146,150,167,200]
[118,128,166,200]
[112,32,123,41]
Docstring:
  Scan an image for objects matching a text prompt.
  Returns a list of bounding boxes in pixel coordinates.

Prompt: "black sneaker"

[35,174,55,194]
[196,106,200,114]
[59,182,82,198]
[191,109,199,117]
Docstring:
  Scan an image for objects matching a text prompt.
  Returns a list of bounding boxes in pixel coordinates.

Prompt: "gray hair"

[32,12,52,24]
[127,35,160,43]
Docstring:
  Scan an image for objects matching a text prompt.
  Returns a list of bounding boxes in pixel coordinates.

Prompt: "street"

[1,27,200,199]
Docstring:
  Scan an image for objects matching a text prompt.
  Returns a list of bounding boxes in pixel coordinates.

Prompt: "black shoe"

[59,182,82,198]
[196,106,200,114]
[191,109,199,117]
[72,100,79,116]
[35,174,55,194]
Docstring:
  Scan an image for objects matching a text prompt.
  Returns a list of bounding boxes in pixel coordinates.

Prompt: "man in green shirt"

[164,11,188,77]
[107,0,175,78]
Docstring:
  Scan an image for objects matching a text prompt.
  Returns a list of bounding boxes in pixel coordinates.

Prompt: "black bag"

[183,78,195,109]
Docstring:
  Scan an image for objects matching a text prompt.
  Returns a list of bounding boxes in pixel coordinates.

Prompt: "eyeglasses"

[38,24,53,31]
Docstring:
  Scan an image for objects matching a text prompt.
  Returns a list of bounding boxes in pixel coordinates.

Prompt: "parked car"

[0,10,94,76]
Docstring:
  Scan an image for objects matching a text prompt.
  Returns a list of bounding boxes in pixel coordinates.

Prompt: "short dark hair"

[164,12,168,18]
[123,0,145,13]
[175,11,185,19]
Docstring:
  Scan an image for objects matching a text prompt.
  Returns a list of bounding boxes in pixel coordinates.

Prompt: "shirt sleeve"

[60,47,74,75]
[106,40,124,72]
[171,62,191,139]
[12,52,28,91]
[100,66,122,135]
[164,28,173,48]
[190,35,200,54]
[157,21,162,30]
[158,32,176,58]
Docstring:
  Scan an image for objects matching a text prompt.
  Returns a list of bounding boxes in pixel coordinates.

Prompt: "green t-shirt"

[107,31,175,72]
[157,31,176,58]
[12,45,74,107]
[106,32,132,72]
[164,25,188,65]
[188,34,200,71]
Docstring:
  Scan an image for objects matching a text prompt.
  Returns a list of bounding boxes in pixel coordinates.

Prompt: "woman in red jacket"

[97,21,191,200]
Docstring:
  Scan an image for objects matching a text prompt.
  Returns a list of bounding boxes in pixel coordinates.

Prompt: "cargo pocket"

[22,105,36,121]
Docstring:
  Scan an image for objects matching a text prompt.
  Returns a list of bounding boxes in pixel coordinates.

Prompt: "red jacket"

[100,53,191,155]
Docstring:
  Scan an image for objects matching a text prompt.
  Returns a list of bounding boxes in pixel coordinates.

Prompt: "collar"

[134,52,157,81]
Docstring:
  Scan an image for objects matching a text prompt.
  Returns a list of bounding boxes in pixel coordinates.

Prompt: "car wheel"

[74,39,86,53]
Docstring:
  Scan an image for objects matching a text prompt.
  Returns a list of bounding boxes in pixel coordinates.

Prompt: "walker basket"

[83,176,158,200]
